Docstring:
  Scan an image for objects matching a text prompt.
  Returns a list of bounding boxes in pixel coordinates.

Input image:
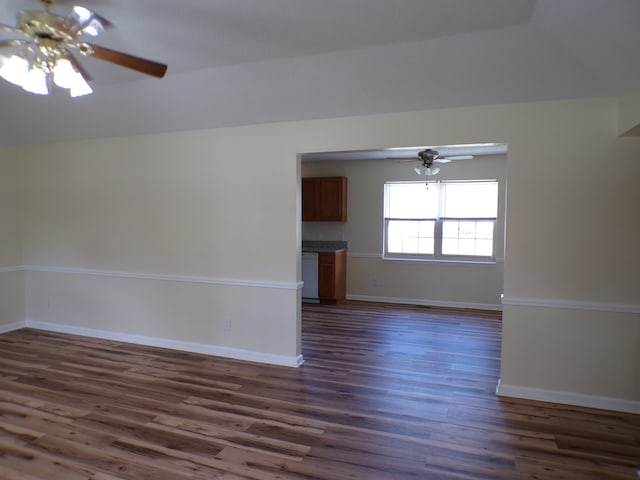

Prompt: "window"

[384,180,498,261]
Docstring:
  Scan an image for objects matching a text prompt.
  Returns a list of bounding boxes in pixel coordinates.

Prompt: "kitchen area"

[300,145,506,310]
[301,176,348,304]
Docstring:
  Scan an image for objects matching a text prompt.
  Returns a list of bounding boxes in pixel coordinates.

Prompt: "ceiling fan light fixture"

[0,1,166,97]
[0,53,50,95]
[0,53,29,86]
[0,51,93,96]
[22,64,49,95]
[69,73,92,97]
[414,165,440,176]
[53,57,92,96]
[52,57,76,88]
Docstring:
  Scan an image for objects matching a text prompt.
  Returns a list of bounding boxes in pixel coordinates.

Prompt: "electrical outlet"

[223,318,232,331]
[372,278,380,287]
[43,296,50,311]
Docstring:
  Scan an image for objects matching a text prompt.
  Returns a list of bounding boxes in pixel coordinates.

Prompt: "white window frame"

[383,180,498,263]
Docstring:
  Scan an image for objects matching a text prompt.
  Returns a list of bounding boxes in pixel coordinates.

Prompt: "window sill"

[382,255,501,266]
[346,252,504,265]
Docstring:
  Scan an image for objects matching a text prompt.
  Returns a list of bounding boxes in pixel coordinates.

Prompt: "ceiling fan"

[400,148,473,176]
[0,0,167,97]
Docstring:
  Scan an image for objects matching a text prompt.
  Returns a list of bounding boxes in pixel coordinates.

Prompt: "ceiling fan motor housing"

[417,149,438,167]
[18,11,71,43]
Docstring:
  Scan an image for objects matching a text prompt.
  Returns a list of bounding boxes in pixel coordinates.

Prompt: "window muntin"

[387,220,435,255]
[384,181,498,261]
[441,219,495,256]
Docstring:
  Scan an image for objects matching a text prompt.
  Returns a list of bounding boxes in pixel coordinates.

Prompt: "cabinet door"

[332,250,346,302]
[318,251,346,303]
[318,253,336,300]
[317,177,347,221]
[301,178,320,221]
[318,260,335,299]
[302,177,347,222]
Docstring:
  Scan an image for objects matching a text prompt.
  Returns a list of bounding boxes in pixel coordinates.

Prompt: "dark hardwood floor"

[0,301,638,479]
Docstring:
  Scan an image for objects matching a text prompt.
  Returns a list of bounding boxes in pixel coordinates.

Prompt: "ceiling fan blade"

[85,43,167,78]
[72,5,114,29]
[59,6,113,37]
[391,153,474,162]
[0,23,23,35]
[66,50,93,82]
[0,39,26,49]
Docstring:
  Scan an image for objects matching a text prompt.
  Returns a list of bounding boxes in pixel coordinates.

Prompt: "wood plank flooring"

[0,301,638,479]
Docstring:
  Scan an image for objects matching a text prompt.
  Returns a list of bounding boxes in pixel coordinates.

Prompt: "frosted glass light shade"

[0,55,29,86]
[53,58,77,88]
[69,74,93,97]
[22,66,49,95]
[414,165,440,176]
[53,58,93,96]
[0,50,93,97]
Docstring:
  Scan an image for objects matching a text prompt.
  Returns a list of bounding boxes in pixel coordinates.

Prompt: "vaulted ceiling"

[0,0,638,145]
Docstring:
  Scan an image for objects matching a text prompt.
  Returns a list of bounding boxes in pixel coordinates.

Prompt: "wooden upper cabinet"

[302,177,347,222]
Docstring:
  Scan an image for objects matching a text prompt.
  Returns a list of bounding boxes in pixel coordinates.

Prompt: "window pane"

[442,221,458,238]
[475,239,494,256]
[387,219,434,254]
[404,236,419,253]
[387,223,404,252]
[417,240,434,254]
[476,221,494,239]
[385,182,439,219]
[441,220,494,257]
[442,238,458,255]
[442,182,498,218]
[384,181,498,260]
[458,239,476,256]
[418,221,435,254]
[458,221,477,239]
[417,221,434,236]
[387,221,410,253]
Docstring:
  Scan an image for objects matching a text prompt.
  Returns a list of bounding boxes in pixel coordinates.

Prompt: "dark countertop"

[302,240,347,253]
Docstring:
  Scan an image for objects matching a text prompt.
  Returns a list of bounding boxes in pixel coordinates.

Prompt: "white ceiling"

[0,0,638,146]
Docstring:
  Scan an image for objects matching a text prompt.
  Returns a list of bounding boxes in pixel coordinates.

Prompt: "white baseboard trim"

[346,294,502,312]
[22,265,302,291]
[501,296,640,314]
[496,379,640,414]
[0,321,27,334]
[25,320,304,368]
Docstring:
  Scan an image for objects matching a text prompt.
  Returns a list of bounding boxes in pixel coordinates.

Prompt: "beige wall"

[18,129,299,280]
[301,155,506,309]
[501,305,640,402]
[18,127,303,364]
[5,96,640,410]
[496,98,640,411]
[0,148,21,266]
[0,148,25,328]
[619,82,640,136]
